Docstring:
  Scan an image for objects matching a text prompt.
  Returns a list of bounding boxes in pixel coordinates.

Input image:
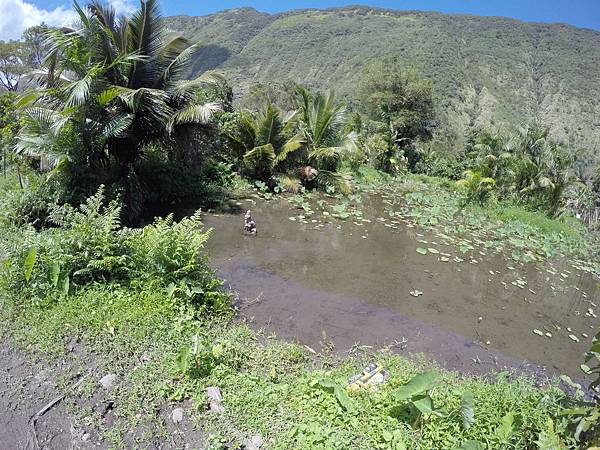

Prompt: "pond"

[202,192,599,380]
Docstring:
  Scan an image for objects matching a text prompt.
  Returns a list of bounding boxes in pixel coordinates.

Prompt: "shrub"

[0,187,229,312]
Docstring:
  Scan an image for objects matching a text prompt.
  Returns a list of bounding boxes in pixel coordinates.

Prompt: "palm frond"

[273,174,301,193]
[275,133,305,165]
[102,113,134,138]
[166,101,221,132]
[128,0,163,88]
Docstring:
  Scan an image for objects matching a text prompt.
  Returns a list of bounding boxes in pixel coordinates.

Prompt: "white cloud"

[0,0,136,41]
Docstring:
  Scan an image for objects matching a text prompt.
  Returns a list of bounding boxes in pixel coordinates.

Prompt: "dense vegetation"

[0,1,599,448]
[166,6,600,160]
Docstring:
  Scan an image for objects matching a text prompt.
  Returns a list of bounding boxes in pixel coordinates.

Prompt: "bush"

[0,187,229,312]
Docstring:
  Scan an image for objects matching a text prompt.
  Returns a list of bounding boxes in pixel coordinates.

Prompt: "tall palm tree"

[294,86,347,171]
[16,0,223,218]
[233,101,304,183]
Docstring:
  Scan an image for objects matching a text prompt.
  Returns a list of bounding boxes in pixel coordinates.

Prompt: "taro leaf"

[396,371,438,401]
[412,394,434,414]
[461,391,475,429]
[455,441,485,450]
[334,386,355,412]
[49,262,60,287]
[23,247,37,282]
[416,247,428,255]
[494,411,514,443]
[175,346,191,375]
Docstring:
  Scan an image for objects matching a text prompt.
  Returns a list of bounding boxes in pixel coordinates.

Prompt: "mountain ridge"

[166,5,600,149]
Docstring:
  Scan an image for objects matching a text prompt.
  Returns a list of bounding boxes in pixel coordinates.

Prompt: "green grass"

[0,283,577,449]
[490,206,584,240]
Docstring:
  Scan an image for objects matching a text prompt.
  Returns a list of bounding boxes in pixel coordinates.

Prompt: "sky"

[2,0,599,40]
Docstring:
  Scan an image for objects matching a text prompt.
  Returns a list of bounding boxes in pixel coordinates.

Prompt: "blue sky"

[2,0,599,41]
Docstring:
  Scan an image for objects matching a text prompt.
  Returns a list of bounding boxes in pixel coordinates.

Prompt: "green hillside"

[166,6,600,149]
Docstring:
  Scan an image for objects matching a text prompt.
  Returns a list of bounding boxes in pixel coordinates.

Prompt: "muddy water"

[203,194,599,379]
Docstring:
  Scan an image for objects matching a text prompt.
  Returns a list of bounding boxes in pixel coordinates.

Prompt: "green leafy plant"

[457,170,496,205]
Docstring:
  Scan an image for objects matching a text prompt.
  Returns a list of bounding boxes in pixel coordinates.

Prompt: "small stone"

[245,434,263,450]
[99,374,117,390]
[172,407,184,424]
[207,386,225,413]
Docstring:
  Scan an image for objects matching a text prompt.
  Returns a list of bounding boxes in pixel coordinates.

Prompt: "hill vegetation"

[167,6,600,157]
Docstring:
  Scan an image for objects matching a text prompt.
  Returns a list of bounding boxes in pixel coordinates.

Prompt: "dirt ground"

[0,341,95,450]
[0,340,203,450]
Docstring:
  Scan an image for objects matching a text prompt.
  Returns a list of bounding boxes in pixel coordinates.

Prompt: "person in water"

[244,210,257,235]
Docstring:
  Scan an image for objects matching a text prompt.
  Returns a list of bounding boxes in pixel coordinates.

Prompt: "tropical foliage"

[14,0,225,221]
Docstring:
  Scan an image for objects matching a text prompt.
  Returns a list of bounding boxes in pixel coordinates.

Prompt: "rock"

[245,434,263,450]
[172,407,184,424]
[99,373,117,390]
[207,386,224,413]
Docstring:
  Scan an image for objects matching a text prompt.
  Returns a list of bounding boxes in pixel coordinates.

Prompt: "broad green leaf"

[334,386,355,412]
[494,411,514,443]
[165,283,176,298]
[175,346,191,374]
[396,371,438,401]
[316,379,354,412]
[23,247,37,283]
[412,394,434,414]
[60,273,70,296]
[316,378,337,389]
[461,391,475,429]
[535,418,567,450]
[49,262,60,287]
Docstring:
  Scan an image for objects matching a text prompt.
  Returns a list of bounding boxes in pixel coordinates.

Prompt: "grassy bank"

[1,177,598,449]
[0,280,579,449]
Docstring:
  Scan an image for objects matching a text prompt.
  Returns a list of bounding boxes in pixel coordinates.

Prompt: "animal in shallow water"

[244,210,257,235]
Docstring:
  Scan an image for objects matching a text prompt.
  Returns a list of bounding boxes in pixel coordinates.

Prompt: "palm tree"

[294,86,347,171]
[510,124,574,215]
[234,101,304,183]
[15,0,223,219]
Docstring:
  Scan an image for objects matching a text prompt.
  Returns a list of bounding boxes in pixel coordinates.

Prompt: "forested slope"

[167,6,600,148]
